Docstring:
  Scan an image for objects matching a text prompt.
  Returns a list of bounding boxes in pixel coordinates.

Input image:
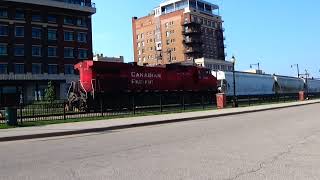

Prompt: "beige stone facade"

[132,0,225,66]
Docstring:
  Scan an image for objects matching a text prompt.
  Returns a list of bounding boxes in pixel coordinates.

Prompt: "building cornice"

[3,0,96,14]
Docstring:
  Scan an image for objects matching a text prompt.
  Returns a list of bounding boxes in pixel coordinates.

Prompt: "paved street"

[0,103,320,180]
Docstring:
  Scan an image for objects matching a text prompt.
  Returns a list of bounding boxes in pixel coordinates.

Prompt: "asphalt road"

[0,104,320,180]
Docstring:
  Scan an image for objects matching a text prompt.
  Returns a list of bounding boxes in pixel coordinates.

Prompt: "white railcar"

[273,75,304,94]
[213,71,275,96]
[305,79,320,93]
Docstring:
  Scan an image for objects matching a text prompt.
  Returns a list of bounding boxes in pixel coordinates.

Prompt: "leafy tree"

[44,81,56,103]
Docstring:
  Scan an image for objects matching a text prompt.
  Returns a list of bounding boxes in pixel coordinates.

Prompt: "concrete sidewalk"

[0,100,319,142]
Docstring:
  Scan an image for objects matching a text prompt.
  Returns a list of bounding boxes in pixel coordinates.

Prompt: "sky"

[92,0,320,78]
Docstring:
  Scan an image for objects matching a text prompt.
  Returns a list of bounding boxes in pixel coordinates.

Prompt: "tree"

[44,81,56,103]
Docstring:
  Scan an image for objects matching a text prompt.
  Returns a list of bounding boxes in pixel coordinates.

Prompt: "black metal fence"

[1,92,319,125]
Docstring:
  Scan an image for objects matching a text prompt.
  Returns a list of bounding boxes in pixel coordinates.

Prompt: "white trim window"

[15,26,24,37]
[48,64,58,74]
[0,43,7,55]
[32,63,42,74]
[48,29,57,40]
[14,63,25,74]
[64,47,74,58]
[64,16,74,25]
[32,27,42,39]
[0,63,8,74]
[0,25,8,36]
[64,31,74,41]
[64,64,74,74]
[77,32,87,42]
[78,49,88,59]
[15,9,24,20]
[48,46,57,57]
[14,44,24,56]
[0,8,8,18]
[32,45,41,57]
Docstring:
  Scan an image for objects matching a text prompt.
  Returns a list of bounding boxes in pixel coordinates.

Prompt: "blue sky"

[92,0,320,77]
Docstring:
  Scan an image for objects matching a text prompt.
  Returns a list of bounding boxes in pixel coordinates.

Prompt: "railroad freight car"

[213,71,275,96]
[68,60,217,111]
[273,75,304,94]
[213,71,307,96]
[305,79,320,94]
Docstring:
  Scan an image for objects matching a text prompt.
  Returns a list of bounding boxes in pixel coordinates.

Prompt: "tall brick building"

[132,0,226,67]
[0,0,95,104]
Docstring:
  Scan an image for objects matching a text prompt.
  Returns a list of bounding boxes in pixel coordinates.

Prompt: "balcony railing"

[182,29,201,35]
[184,47,203,54]
[183,37,203,44]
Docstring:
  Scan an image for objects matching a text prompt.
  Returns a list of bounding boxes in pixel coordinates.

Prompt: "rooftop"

[155,0,219,16]
[4,0,96,14]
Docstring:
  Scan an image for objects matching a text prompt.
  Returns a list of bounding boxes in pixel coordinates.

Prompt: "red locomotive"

[68,60,217,111]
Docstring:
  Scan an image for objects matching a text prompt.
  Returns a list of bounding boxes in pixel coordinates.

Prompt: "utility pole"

[231,56,238,108]
[291,64,300,78]
[250,62,260,71]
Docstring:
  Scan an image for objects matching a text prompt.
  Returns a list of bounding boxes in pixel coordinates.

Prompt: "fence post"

[100,98,104,117]
[160,94,163,113]
[201,93,205,110]
[19,103,23,125]
[182,92,185,111]
[132,93,136,115]
[63,102,66,120]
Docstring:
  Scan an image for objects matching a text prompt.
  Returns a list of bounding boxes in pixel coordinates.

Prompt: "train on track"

[67,60,217,111]
[67,60,320,111]
[213,71,320,97]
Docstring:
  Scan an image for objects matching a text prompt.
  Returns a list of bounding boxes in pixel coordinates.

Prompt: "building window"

[64,17,74,25]
[32,27,42,39]
[0,8,8,18]
[64,64,74,74]
[32,63,41,74]
[166,31,170,37]
[14,45,24,56]
[15,10,24,20]
[48,29,57,40]
[32,46,41,57]
[0,64,7,74]
[78,49,88,59]
[48,15,57,23]
[64,47,74,58]
[0,44,7,55]
[15,26,24,37]
[32,14,41,22]
[48,64,58,74]
[64,31,74,41]
[77,32,87,42]
[77,17,87,27]
[48,46,57,57]
[15,64,24,74]
[0,25,8,36]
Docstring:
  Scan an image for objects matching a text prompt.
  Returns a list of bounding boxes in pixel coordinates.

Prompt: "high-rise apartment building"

[132,0,225,66]
[0,0,95,104]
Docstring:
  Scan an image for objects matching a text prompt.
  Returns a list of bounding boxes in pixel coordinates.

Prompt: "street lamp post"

[250,62,260,70]
[304,69,309,99]
[231,56,238,107]
[291,64,300,78]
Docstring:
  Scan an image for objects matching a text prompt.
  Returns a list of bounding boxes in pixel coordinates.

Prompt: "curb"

[0,101,319,142]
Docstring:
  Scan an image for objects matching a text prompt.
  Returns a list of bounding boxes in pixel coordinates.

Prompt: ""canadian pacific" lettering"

[131,72,161,79]
[130,72,162,85]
